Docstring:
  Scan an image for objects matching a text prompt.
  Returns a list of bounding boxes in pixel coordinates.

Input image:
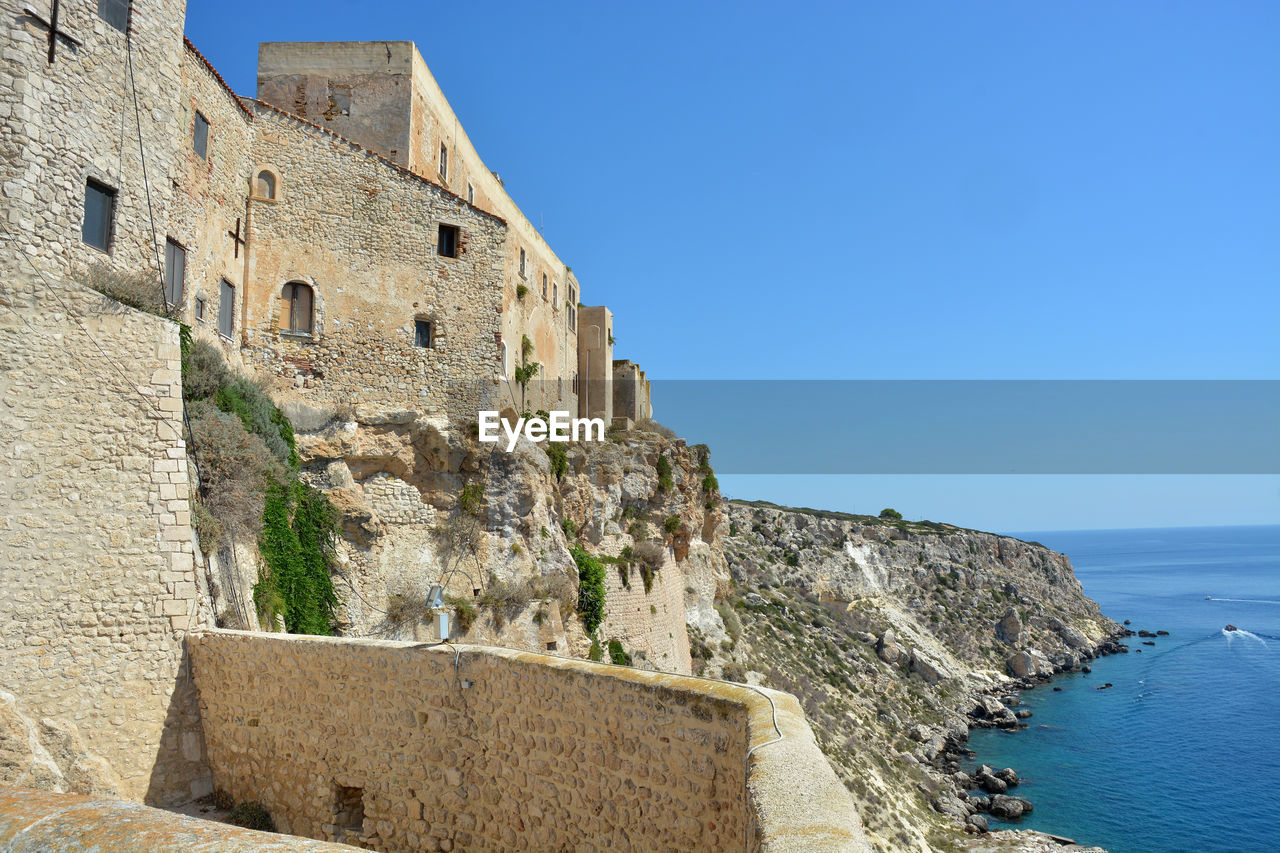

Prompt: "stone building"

[255,41,587,417]
[0,0,658,810]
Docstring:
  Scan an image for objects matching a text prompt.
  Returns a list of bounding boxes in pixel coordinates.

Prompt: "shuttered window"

[218,279,235,338]
[280,282,313,334]
[163,239,186,307]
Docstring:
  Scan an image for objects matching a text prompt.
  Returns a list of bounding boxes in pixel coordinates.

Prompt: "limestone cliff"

[703,500,1120,853]
[202,404,727,676]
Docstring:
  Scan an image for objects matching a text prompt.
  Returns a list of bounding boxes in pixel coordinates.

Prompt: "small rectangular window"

[414,319,433,348]
[519,248,526,277]
[98,0,130,32]
[569,306,576,331]
[218,279,235,338]
[82,179,116,252]
[439,144,449,180]
[193,112,209,159]
[163,239,186,307]
[437,224,459,258]
[552,282,557,305]
[542,274,548,299]
[467,182,474,204]
[194,296,206,323]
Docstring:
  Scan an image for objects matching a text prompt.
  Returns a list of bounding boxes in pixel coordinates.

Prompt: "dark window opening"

[281,282,313,335]
[519,248,526,277]
[82,180,116,252]
[546,641,558,651]
[437,224,459,258]
[98,0,130,33]
[439,144,449,181]
[193,111,209,159]
[332,784,365,836]
[218,279,235,338]
[542,273,548,298]
[414,319,433,348]
[164,239,186,307]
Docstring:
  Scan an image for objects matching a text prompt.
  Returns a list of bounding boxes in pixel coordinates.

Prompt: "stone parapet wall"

[0,272,210,804]
[0,788,357,852]
[190,630,869,852]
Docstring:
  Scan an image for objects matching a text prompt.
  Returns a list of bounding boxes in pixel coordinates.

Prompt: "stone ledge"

[0,788,357,852]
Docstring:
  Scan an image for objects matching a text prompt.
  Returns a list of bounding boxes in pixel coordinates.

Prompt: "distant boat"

[1205,595,1212,600]
[1225,624,1238,632]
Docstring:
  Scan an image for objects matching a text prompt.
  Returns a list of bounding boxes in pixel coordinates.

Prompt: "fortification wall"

[0,272,211,805]
[241,101,506,419]
[190,630,868,852]
[0,0,187,278]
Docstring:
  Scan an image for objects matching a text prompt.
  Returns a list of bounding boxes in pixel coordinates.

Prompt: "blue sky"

[185,1,1279,531]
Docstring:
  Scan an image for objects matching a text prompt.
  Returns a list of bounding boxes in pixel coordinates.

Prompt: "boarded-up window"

[280,282,313,334]
[82,180,115,251]
[98,0,129,32]
[164,239,186,307]
[218,279,235,338]
[193,111,209,159]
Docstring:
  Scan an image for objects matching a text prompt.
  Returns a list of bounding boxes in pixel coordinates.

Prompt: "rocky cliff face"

[705,500,1120,853]
[206,405,728,675]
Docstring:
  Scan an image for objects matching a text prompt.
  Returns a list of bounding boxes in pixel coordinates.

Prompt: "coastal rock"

[995,767,1020,787]
[1005,649,1054,678]
[977,772,1007,794]
[876,630,909,666]
[932,795,969,822]
[995,609,1025,645]
[965,814,989,833]
[988,794,1032,820]
[1015,708,1033,719]
[909,648,952,685]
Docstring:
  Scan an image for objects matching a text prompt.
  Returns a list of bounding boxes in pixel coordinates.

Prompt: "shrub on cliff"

[607,638,632,666]
[655,454,673,493]
[182,344,339,636]
[572,546,606,635]
[254,479,340,635]
[879,508,903,520]
[187,402,283,542]
[80,262,180,320]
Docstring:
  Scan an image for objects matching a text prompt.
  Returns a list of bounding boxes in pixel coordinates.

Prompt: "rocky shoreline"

[932,625,1140,842]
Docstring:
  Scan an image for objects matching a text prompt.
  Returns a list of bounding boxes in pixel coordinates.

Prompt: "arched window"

[280,281,313,334]
[256,170,277,200]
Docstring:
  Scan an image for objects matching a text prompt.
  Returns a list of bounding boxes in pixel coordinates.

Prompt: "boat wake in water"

[1205,596,1280,604]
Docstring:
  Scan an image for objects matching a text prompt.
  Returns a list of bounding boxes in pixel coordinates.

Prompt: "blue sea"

[965,525,1280,853]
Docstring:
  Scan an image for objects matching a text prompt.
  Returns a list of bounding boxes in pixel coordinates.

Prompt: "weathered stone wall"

[255,41,580,417]
[577,305,614,422]
[612,360,652,422]
[241,101,506,419]
[0,272,210,805]
[190,630,868,852]
[0,0,186,278]
[170,41,255,360]
[0,788,358,852]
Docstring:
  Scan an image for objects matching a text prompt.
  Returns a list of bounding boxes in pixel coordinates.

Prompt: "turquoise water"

[965,525,1280,853]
